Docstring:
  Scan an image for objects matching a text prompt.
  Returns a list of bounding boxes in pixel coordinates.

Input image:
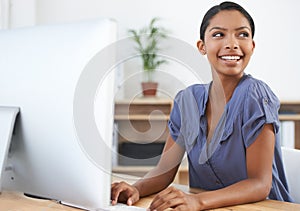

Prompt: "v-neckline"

[204,74,248,142]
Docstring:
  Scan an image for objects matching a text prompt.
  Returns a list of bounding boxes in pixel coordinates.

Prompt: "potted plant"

[128,17,169,96]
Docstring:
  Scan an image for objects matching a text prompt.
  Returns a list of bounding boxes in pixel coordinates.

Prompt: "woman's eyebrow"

[235,26,251,31]
[209,26,226,32]
[209,26,251,32]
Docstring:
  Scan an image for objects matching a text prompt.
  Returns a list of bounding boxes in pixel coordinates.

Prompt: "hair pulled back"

[200,1,255,41]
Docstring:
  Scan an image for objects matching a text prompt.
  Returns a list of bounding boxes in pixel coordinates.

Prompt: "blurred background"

[1,0,299,100]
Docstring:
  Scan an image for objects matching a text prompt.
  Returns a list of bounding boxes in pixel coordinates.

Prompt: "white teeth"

[221,56,240,60]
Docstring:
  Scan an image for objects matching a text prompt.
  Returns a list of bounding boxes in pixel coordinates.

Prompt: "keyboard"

[98,203,147,211]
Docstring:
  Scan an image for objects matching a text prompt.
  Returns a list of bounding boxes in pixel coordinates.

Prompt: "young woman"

[111,2,293,210]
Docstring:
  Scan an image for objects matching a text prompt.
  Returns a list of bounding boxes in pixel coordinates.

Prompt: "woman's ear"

[251,40,256,54]
[197,40,206,55]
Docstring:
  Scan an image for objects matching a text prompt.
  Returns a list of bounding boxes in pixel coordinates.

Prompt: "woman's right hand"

[111,181,140,206]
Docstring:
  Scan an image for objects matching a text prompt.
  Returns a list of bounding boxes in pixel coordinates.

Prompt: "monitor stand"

[0,106,19,193]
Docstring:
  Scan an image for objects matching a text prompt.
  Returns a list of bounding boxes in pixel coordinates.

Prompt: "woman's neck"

[206,71,244,142]
[210,70,244,103]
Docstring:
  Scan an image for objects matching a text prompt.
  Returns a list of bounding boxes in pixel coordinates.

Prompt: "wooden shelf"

[115,97,173,105]
[113,165,155,173]
[113,165,188,173]
[280,100,300,105]
[115,114,170,121]
[112,164,189,185]
[279,114,300,121]
[279,101,300,149]
[114,97,173,166]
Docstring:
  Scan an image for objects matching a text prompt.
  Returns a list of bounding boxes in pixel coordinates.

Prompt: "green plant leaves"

[128,17,169,81]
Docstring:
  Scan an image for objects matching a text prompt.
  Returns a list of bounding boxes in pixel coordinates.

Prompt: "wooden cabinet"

[279,101,300,149]
[113,97,172,165]
[114,98,172,144]
[113,97,188,184]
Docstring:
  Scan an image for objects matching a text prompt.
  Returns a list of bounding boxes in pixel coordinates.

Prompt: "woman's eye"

[212,32,224,37]
[239,32,249,37]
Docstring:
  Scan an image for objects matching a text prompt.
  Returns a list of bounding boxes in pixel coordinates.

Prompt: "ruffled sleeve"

[168,87,202,151]
[168,93,183,147]
[242,82,280,148]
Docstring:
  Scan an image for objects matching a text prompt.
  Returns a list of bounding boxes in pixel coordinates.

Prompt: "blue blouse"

[168,74,293,202]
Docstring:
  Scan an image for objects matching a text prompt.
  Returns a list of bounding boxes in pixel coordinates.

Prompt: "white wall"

[9,0,300,100]
[0,0,35,28]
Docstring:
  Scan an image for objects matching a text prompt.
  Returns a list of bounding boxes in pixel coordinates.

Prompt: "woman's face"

[198,10,255,79]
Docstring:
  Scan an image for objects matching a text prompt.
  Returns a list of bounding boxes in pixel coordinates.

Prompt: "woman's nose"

[225,36,239,50]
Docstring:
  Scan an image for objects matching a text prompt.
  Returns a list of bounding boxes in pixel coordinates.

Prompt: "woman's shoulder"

[244,75,273,92]
[173,83,209,113]
[242,74,280,106]
[242,74,278,99]
[175,83,209,99]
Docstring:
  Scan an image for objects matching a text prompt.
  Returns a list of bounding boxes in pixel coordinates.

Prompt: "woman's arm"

[149,124,275,210]
[133,134,185,197]
[195,123,275,209]
[111,134,185,205]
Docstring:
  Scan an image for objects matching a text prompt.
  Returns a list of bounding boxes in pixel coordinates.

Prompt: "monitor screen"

[0,18,117,210]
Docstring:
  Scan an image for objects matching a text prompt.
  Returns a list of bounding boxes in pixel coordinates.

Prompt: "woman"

[111,2,293,210]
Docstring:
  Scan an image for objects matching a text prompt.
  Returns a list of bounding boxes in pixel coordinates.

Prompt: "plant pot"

[141,82,158,96]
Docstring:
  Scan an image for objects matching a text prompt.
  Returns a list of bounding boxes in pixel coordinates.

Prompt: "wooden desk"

[0,191,81,211]
[1,187,300,210]
[135,193,300,211]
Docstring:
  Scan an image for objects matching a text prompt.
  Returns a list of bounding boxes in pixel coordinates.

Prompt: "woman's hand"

[149,186,201,211]
[111,181,140,206]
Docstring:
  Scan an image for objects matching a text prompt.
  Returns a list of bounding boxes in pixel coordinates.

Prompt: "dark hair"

[200,1,255,41]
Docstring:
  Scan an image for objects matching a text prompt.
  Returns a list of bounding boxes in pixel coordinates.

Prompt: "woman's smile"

[198,10,255,78]
[218,54,244,67]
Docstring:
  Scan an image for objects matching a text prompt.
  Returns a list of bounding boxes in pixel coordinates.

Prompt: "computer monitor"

[0,18,117,210]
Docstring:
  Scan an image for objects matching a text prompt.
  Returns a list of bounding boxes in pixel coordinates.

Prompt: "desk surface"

[1,188,300,211]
